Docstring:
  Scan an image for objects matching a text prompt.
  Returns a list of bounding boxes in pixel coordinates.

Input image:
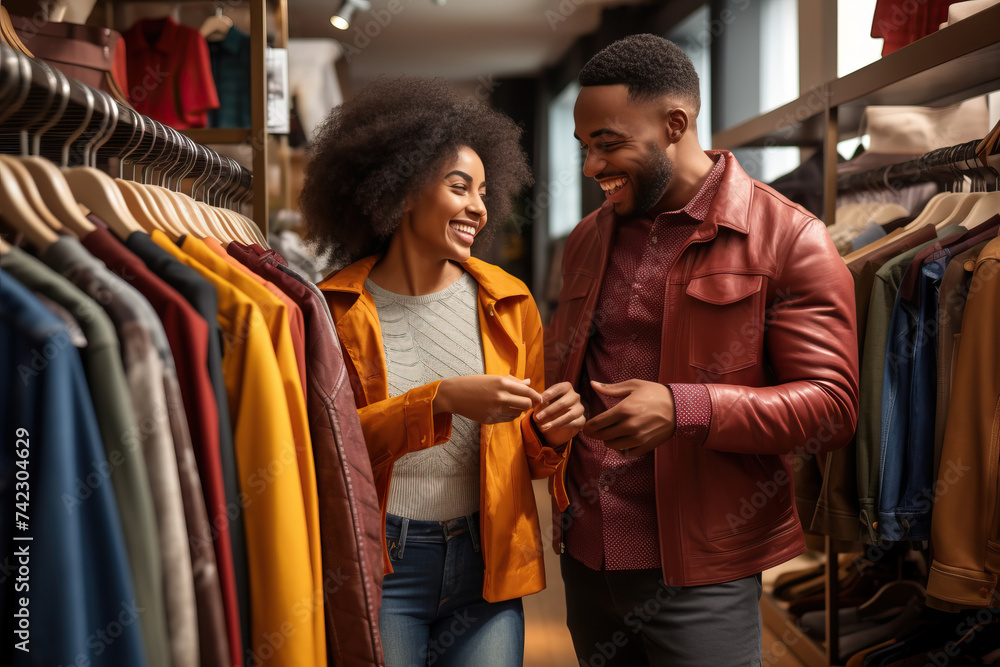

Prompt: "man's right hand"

[436,375,542,424]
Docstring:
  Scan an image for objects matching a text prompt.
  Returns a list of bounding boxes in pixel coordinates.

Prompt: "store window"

[713,0,800,182]
[757,0,800,182]
[838,0,884,77]
[837,0,883,158]
[668,4,713,149]
[547,81,582,240]
[760,0,798,114]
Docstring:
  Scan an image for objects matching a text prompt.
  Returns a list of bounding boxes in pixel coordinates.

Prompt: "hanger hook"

[0,48,33,127]
[78,88,110,167]
[191,143,210,199]
[26,62,70,157]
[91,91,120,168]
[169,132,199,190]
[122,110,151,180]
[61,80,95,167]
[17,59,58,156]
[0,44,22,105]
[132,118,162,183]
[111,104,141,175]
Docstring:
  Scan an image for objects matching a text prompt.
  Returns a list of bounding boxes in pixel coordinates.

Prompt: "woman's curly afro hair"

[300,76,533,264]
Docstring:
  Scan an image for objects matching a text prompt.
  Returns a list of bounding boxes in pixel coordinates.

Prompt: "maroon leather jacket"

[544,151,860,585]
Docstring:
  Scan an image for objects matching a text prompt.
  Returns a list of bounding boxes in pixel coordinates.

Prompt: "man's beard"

[631,143,673,215]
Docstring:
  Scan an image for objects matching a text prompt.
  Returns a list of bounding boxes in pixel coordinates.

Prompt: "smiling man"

[542,34,861,666]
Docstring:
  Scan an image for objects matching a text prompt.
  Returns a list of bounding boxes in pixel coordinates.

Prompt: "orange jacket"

[319,256,567,602]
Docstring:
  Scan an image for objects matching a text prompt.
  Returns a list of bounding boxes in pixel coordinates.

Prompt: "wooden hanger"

[213,208,245,244]
[7,60,98,239]
[200,6,233,42]
[0,155,70,235]
[218,206,255,245]
[59,104,149,240]
[159,186,213,238]
[0,161,59,251]
[0,235,12,253]
[975,118,1000,166]
[956,189,1000,229]
[135,181,185,239]
[143,182,187,233]
[869,203,909,225]
[200,202,241,243]
[841,228,907,264]
[854,579,924,618]
[215,156,263,245]
[0,7,34,56]
[933,191,988,228]
[238,213,269,247]
[63,167,145,239]
[900,192,960,231]
[116,179,175,239]
[154,127,214,238]
[191,199,225,240]
[198,153,246,243]
[10,156,98,237]
[0,45,33,127]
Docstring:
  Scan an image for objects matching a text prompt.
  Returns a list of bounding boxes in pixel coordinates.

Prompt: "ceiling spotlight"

[331,0,371,30]
[431,0,447,5]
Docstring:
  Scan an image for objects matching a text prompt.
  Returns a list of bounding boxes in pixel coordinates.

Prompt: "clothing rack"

[837,138,1000,193]
[0,42,252,210]
[712,4,1000,662]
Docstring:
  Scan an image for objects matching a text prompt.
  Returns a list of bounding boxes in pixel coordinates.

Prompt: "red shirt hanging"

[123,16,220,129]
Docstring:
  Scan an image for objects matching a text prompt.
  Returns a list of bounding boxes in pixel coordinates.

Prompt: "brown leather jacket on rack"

[544,151,861,586]
[229,244,386,667]
[927,234,1000,611]
[10,14,129,98]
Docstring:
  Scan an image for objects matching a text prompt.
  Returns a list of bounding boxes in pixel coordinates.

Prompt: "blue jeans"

[380,512,524,667]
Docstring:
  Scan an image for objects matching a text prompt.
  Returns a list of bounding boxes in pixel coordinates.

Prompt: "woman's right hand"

[435,375,542,424]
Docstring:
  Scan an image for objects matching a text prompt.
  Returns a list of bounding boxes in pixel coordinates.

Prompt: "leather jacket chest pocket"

[554,272,595,339]
[560,272,594,303]
[685,273,764,375]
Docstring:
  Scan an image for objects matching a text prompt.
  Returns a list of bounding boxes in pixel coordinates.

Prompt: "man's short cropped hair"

[579,34,701,113]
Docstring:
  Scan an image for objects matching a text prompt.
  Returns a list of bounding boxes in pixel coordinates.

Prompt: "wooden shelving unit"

[713,6,1000,665]
[104,0,277,234]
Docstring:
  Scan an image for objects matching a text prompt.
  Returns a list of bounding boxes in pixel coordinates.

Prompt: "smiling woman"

[300,77,530,268]
[305,76,587,667]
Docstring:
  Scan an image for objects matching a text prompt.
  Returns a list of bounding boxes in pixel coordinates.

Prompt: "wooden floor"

[522,480,577,667]
[522,480,813,667]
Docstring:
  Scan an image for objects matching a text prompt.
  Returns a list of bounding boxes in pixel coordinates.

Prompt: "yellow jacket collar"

[317,255,528,303]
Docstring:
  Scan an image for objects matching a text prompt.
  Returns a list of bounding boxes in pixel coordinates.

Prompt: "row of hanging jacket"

[768,126,1000,665]
[796,129,1000,603]
[0,43,383,667]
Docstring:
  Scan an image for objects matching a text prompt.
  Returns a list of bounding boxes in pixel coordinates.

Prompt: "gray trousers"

[561,553,763,667]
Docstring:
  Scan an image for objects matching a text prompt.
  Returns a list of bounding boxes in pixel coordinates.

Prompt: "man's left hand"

[583,380,676,459]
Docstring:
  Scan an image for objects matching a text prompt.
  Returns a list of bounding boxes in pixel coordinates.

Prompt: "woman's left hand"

[532,382,586,447]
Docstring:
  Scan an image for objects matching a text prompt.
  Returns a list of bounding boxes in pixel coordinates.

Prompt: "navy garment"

[124,231,250,658]
[877,255,941,542]
[207,28,251,128]
[877,217,1000,541]
[1,270,147,667]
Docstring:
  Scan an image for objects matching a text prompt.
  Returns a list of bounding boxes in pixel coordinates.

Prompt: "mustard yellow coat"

[319,256,567,602]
